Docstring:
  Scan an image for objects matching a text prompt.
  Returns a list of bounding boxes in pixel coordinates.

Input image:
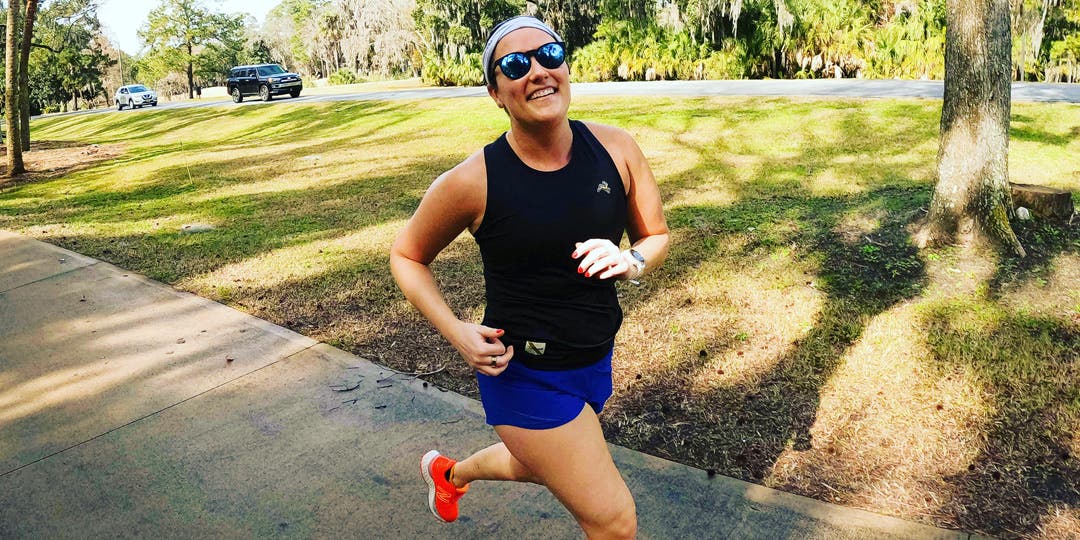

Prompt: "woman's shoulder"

[578,121,644,163]
[432,148,487,195]
[579,120,625,137]
[579,121,638,152]
[417,148,488,232]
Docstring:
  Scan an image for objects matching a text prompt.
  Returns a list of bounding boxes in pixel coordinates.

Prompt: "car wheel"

[116,100,124,111]
[128,99,135,110]
[259,85,272,101]
[289,89,300,98]
[231,87,243,103]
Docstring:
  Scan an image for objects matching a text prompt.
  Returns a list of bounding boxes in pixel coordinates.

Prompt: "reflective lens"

[496,42,566,80]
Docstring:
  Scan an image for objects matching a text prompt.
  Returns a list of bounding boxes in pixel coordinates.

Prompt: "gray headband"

[482,16,563,86]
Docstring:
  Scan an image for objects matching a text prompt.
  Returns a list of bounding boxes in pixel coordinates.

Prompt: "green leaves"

[25,0,109,115]
[134,0,247,96]
[412,0,521,81]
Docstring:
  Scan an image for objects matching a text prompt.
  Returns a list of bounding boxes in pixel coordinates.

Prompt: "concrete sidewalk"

[0,230,979,539]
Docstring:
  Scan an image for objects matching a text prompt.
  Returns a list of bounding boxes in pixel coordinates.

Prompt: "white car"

[115,84,158,110]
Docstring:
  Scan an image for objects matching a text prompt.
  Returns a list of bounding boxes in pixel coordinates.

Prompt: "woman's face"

[487,28,571,126]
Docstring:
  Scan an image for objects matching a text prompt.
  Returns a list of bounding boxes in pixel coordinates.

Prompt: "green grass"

[3,96,1079,538]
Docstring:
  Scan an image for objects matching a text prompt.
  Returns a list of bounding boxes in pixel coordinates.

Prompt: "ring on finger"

[489,357,498,367]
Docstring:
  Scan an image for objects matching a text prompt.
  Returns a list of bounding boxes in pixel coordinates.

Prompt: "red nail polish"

[577,267,584,274]
[585,272,591,277]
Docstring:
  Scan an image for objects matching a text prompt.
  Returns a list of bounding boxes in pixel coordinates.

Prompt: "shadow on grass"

[593,101,932,490]
[5,101,456,282]
[8,95,1078,535]
[599,98,1079,535]
[12,140,88,151]
[920,219,1080,537]
[1009,112,1080,147]
[922,301,1079,536]
[1010,125,1078,147]
[20,154,451,283]
[36,106,232,142]
[990,219,1080,293]
[605,189,927,481]
[222,101,424,146]
[31,100,419,150]
[217,238,491,389]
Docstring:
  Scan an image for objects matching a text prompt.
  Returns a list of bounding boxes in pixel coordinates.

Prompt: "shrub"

[328,68,364,86]
[699,44,748,80]
[421,51,483,87]
[861,1,946,79]
[570,20,749,82]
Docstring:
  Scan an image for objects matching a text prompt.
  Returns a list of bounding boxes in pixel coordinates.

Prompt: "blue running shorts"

[476,348,614,430]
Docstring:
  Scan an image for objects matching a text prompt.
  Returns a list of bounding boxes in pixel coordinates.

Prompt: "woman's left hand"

[572,239,633,280]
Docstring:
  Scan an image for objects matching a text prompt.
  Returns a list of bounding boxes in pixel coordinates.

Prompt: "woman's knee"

[508,456,542,484]
[609,506,638,539]
[582,500,636,539]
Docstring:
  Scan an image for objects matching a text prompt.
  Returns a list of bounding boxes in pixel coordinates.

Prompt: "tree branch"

[30,41,60,53]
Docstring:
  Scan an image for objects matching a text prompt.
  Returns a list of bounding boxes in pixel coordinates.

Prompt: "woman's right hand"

[450,322,514,376]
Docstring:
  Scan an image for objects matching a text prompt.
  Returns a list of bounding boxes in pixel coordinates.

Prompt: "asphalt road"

[37,79,1080,120]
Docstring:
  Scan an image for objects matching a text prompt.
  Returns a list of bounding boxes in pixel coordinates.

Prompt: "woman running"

[390,15,669,539]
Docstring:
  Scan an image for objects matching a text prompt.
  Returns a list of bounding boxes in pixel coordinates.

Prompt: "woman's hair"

[482,16,562,88]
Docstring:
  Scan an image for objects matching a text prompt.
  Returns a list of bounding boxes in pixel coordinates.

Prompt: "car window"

[245,69,255,77]
[130,85,148,92]
[257,65,286,76]
[119,88,128,94]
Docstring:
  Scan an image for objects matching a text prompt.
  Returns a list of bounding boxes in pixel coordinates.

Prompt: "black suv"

[226,63,303,102]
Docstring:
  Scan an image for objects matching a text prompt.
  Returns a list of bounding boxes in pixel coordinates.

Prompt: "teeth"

[530,88,555,99]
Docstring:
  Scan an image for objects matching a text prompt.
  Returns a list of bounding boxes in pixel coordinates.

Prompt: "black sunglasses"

[494,42,567,81]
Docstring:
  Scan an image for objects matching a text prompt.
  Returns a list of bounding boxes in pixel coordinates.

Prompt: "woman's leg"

[450,442,541,486]
[494,405,636,540]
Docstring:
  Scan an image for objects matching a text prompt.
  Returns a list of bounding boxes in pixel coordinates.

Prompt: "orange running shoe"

[420,450,470,522]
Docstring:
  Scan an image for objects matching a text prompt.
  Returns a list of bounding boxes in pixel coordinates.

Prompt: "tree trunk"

[5,0,25,176]
[916,0,1025,257]
[18,0,37,152]
[187,43,194,99]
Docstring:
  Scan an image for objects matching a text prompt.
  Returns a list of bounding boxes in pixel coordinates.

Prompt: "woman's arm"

[575,123,670,280]
[389,152,514,375]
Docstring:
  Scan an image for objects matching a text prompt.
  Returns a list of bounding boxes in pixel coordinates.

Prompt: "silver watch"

[625,249,646,274]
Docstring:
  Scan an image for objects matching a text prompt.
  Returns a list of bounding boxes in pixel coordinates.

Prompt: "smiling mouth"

[528,88,556,100]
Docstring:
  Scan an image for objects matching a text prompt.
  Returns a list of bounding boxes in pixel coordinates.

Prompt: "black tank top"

[474,120,627,370]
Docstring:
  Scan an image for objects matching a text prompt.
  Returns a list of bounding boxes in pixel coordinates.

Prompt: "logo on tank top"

[525,341,547,356]
[596,180,611,194]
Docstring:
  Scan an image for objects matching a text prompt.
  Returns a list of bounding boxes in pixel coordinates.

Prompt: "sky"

[99,0,280,55]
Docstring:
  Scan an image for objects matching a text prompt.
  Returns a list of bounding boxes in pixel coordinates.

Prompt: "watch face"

[630,249,646,265]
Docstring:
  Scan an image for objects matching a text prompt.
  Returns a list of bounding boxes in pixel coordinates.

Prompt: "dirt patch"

[0,142,124,187]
